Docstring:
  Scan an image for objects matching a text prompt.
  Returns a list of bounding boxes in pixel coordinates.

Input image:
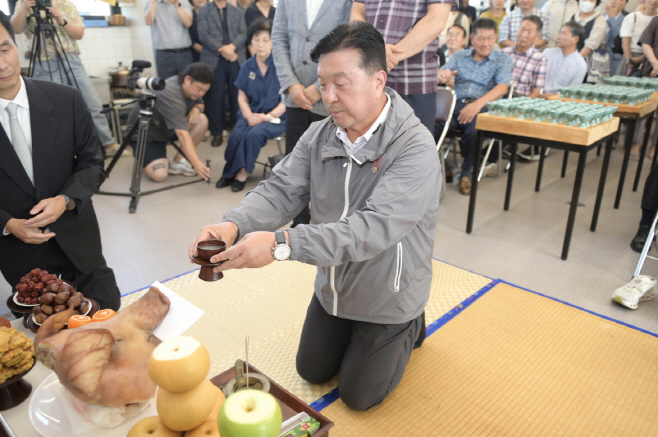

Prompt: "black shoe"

[631,224,654,253]
[413,311,426,350]
[231,179,246,192]
[211,135,223,147]
[215,177,233,188]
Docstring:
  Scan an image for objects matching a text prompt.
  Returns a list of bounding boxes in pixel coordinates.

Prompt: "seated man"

[540,21,587,97]
[502,15,547,162]
[436,18,512,195]
[190,21,441,411]
[125,63,213,182]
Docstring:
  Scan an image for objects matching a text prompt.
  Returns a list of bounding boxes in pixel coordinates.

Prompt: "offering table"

[468,113,620,260]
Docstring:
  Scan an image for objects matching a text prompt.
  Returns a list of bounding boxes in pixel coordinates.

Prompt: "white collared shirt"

[336,93,391,158]
[0,76,32,153]
[306,0,324,28]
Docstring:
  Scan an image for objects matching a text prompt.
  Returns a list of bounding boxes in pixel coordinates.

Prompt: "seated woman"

[216,19,285,192]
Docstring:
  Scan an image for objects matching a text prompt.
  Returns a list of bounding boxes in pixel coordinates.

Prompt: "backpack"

[612,11,631,55]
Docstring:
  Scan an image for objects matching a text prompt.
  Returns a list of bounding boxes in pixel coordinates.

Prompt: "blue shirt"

[442,49,512,100]
[542,48,587,94]
[235,54,285,119]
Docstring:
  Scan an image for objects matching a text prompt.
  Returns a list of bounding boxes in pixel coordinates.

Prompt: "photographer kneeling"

[125,63,213,182]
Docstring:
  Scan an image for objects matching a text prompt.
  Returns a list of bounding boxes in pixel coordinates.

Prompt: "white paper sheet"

[150,281,204,341]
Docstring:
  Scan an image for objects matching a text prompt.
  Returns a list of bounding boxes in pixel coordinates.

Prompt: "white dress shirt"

[336,93,391,161]
[0,76,32,153]
[1,77,32,236]
[306,0,324,28]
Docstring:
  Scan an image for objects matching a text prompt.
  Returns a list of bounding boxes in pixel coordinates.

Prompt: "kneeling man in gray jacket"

[189,21,442,411]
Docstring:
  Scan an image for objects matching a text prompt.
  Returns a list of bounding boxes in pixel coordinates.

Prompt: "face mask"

[579,1,596,13]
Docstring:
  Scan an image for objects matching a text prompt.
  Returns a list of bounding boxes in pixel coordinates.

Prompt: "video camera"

[127,60,165,91]
[34,0,52,12]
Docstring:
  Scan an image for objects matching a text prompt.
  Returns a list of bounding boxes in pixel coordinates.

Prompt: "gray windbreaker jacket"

[224,88,442,324]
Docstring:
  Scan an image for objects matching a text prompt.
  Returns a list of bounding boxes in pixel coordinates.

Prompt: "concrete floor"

[2,134,657,333]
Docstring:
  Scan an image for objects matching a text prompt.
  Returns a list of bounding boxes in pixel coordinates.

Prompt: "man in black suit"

[0,12,120,311]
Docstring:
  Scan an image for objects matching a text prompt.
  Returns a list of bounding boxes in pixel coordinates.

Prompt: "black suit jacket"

[0,78,106,275]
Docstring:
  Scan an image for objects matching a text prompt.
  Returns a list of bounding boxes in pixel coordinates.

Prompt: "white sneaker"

[168,158,196,176]
[611,275,657,309]
[481,162,498,178]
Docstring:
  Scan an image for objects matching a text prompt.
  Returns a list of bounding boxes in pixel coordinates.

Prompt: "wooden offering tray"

[211,364,334,436]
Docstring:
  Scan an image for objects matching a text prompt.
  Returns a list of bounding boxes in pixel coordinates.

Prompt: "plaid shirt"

[355,0,456,95]
[498,7,550,44]
[502,45,547,96]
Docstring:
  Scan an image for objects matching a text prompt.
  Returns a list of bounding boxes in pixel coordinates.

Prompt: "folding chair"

[478,83,515,180]
[435,87,457,199]
[257,134,286,178]
[634,209,658,278]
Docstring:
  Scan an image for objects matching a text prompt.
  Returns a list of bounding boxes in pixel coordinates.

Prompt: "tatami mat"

[121,259,491,404]
[322,282,658,436]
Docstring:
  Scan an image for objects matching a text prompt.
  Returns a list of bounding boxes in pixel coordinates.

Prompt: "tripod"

[96,93,208,213]
[26,8,78,89]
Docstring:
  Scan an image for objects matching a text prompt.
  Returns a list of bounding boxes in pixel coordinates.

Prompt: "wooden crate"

[546,95,658,118]
[476,113,620,146]
[211,364,334,436]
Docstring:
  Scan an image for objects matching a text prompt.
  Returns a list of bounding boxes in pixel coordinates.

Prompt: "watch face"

[273,245,291,260]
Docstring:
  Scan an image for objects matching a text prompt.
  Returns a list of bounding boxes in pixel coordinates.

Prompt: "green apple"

[218,389,282,437]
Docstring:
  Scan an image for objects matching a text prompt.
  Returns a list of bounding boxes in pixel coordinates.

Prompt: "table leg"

[597,142,602,157]
[536,146,545,192]
[504,141,518,211]
[591,136,613,232]
[615,117,636,209]
[634,112,654,192]
[467,130,484,234]
[562,151,569,178]
[562,150,588,261]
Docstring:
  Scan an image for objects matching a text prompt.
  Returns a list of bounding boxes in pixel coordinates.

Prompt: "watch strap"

[275,230,287,245]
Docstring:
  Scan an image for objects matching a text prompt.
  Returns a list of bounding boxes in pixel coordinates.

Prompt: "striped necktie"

[6,102,33,185]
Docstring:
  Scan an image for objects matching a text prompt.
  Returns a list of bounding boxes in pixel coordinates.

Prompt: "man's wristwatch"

[272,230,291,261]
[60,195,76,211]
[60,19,68,27]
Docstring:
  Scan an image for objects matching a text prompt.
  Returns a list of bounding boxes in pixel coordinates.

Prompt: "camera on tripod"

[34,0,52,11]
[127,60,165,91]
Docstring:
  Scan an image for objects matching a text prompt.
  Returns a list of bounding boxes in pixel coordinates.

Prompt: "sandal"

[459,176,472,195]
[630,144,640,161]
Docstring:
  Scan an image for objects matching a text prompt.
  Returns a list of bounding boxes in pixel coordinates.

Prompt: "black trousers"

[285,107,326,227]
[2,238,121,314]
[642,161,658,213]
[400,92,436,135]
[205,57,240,136]
[296,294,422,411]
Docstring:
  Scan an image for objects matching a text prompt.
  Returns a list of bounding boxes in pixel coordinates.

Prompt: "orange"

[68,315,92,329]
[91,309,117,322]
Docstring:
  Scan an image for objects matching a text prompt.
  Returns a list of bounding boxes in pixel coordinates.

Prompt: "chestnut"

[40,292,55,305]
[35,313,48,324]
[55,291,70,304]
[53,304,67,313]
[40,304,53,315]
[45,283,59,293]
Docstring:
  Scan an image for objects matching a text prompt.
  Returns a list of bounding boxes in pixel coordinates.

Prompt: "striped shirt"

[498,7,550,45]
[355,0,456,95]
[502,45,547,96]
